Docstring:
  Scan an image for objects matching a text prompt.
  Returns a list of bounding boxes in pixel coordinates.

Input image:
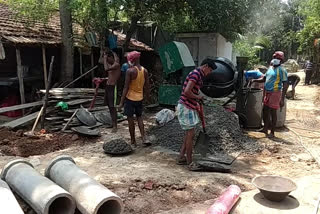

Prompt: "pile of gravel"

[103,139,133,155]
[149,105,262,155]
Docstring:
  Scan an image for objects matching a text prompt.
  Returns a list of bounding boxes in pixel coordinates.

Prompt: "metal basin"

[252,175,297,202]
[76,108,97,126]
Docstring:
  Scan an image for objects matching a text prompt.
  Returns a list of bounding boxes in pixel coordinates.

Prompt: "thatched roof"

[0,3,153,51]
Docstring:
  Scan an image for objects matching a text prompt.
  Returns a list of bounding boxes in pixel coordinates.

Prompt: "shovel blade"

[195,131,210,156]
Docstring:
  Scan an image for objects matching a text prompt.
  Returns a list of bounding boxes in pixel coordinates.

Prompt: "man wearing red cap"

[119,51,150,146]
[252,51,288,137]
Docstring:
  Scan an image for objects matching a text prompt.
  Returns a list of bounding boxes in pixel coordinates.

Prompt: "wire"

[314,196,320,214]
[287,126,320,214]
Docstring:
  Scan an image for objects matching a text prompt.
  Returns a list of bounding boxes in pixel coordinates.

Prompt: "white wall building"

[176,32,233,66]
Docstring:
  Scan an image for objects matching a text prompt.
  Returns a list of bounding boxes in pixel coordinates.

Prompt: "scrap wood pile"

[0,88,116,134]
[38,88,107,133]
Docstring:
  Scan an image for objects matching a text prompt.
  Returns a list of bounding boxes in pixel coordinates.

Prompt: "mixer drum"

[201,57,237,98]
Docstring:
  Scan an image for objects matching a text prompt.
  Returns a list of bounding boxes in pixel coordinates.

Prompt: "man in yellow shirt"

[119,51,150,146]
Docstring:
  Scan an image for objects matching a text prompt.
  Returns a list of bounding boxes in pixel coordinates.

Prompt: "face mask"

[271,59,281,66]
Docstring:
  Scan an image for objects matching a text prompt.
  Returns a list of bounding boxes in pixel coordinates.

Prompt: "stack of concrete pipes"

[0,155,123,214]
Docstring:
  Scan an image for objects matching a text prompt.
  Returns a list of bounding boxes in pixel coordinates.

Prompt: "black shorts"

[104,85,115,108]
[124,98,143,117]
[288,76,300,87]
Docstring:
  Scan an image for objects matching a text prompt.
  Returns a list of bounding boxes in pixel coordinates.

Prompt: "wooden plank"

[49,95,99,100]
[0,108,54,128]
[45,116,65,121]
[42,45,48,89]
[48,121,64,125]
[65,106,108,113]
[16,48,25,114]
[39,88,104,94]
[66,99,92,106]
[0,101,43,114]
[1,111,40,128]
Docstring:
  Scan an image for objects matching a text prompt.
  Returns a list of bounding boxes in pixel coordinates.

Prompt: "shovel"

[194,102,210,157]
[24,107,44,137]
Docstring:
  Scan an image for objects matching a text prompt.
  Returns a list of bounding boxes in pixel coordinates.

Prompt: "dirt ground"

[0,71,320,214]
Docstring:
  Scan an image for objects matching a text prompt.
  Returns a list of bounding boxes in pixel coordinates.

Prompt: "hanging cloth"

[108,33,118,50]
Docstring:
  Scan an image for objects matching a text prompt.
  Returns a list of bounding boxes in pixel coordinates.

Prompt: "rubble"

[149,105,262,155]
[103,139,133,155]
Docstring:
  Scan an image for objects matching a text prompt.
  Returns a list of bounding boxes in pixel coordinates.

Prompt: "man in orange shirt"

[119,51,150,146]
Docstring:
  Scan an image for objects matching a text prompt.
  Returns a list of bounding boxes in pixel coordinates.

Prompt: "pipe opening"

[49,197,74,214]
[97,200,122,214]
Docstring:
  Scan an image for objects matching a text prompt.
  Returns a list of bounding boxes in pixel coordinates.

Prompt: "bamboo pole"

[16,48,25,115]
[79,47,83,75]
[91,50,95,88]
[42,45,48,89]
[41,56,55,129]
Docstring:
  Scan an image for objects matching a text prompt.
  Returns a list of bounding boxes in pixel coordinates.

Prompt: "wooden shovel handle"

[198,103,206,133]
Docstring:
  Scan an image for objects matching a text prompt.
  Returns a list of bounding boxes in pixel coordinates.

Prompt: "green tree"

[186,0,259,40]
[236,0,302,64]
[297,0,320,53]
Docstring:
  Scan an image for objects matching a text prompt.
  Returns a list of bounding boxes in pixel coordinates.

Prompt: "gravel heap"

[103,139,133,155]
[149,105,262,155]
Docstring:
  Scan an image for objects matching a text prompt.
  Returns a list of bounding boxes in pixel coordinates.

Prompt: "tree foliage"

[233,36,261,69]
[297,0,320,53]
[6,0,319,59]
[186,0,258,40]
[5,0,58,23]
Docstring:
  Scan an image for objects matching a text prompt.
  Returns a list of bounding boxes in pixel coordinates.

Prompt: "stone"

[2,139,10,144]
[71,134,79,141]
[290,154,300,162]
[144,181,154,190]
[103,139,133,155]
[15,130,24,137]
[261,149,271,156]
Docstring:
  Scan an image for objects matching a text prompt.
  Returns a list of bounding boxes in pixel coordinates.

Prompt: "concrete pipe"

[45,155,124,214]
[1,159,76,214]
[0,179,24,214]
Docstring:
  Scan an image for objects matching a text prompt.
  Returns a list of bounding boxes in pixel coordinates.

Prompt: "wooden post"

[42,45,48,89]
[91,50,95,88]
[41,56,55,129]
[16,48,25,115]
[79,47,83,75]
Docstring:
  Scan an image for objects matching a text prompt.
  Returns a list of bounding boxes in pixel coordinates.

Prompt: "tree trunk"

[98,0,108,49]
[59,0,74,82]
[123,15,141,53]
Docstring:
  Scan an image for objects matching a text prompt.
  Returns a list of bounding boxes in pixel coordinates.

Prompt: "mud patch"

[0,128,87,157]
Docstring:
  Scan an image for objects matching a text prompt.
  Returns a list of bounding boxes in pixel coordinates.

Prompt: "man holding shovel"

[176,58,217,170]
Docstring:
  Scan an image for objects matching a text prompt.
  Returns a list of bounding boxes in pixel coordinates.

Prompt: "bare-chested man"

[103,50,121,132]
